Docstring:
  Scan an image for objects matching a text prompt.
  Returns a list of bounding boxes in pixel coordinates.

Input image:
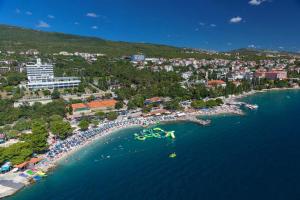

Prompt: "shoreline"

[1,86,299,199]
[50,116,214,167]
[51,124,142,167]
[229,86,300,101]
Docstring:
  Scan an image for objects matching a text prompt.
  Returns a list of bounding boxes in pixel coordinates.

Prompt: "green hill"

[0,24,186,57]
[2,24,296,60]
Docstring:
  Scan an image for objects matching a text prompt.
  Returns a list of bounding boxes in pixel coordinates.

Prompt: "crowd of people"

[46,115,177,161]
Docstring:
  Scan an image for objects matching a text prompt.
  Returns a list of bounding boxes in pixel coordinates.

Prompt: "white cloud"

[36,20,50,28]
[91,25,98,29]
[229,16,243,23]
[48,15,55,19]
[249,0,266,6]
[86,12,98,18]
[195,28,199,32]
[210,24,216,27]
[15,8,21,14]
[74,22,79,25]
[227,42,232,46]
[26,11,32,15]
[199,22,205,26]
[248,44,256,48]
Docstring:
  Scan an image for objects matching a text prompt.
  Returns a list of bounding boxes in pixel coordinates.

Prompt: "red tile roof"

[87,100,117,109]
[147,97,161,102]
[29,157,42,164]
[71,103,88,110]
[208,80,226,86]
[15,161,29,169]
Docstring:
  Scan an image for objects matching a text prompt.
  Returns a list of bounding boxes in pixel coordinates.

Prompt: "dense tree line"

[191,99,223,109]
[0,99,67,126]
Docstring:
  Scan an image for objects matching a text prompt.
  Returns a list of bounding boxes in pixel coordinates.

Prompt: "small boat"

[245,104,258,110]
[169,153,176,158]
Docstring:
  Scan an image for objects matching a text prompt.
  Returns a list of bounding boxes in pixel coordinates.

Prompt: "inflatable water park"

[134,127,176,141]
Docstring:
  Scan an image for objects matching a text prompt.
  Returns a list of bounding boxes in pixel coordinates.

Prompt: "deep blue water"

[8,90,300,200]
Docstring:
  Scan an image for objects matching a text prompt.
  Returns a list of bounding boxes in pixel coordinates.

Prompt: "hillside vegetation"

[0,24,187,57]
[1,24,298,60]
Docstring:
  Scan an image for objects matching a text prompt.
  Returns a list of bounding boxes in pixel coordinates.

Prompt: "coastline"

[229,86,300,101]
[1,86,299,199]
[50,116,213,167]
[51,124,142,167]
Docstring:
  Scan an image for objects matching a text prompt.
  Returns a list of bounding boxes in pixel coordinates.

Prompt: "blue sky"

[0,0,300,52]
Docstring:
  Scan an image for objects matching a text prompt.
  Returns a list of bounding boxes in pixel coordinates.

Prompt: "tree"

[67,105,73,115]
[132,95,145,108]
[127,100,136,110]
[164,99,182,111]
[49,115,63,122]
[205,99,219,108]
[215,98,223,105]
[191,100,206,109]
[13,119,31,131]
[6,72,26,86]
[192,84,209,99]
[95,111,106,120]
[51,89,61,99]
[3,86,14,93]
[6,130,19,139]
[98,78,109,91]
[127,95,144,110]
[115,101,123,109]
[42,90,51,96]
[192,99,223,109]
[0,99,20,126]
[0,142,33,165]
[22,120,48,153]
[78,83,85,93]
[50,120,73,140]
[107,111,118,121]
[91,120,99,128]
[78,119,89,131]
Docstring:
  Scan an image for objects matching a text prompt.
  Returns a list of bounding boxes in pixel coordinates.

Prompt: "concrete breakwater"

[177,115,211,125]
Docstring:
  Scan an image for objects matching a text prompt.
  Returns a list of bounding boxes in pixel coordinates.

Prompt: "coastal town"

[1,0,300,198]
[0,47,300,198]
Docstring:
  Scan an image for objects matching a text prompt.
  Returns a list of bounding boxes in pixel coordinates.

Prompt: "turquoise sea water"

[8,90,300,200]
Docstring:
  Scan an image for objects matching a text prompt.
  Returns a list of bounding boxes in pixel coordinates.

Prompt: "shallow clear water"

[8,90,300,200]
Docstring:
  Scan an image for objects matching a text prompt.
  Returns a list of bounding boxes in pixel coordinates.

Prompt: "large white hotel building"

[26,58,81,90]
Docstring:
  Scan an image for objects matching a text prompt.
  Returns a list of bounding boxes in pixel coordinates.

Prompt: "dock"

[227,101,258,110]
[179,115,211,126]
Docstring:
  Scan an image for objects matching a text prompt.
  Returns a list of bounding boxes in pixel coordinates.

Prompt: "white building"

[26,59,80,90]
[181,71,193,80]
[164,65,174,72]
[26,59,54,82]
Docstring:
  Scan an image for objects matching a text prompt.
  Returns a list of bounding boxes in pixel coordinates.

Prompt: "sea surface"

[8,90,300,200]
